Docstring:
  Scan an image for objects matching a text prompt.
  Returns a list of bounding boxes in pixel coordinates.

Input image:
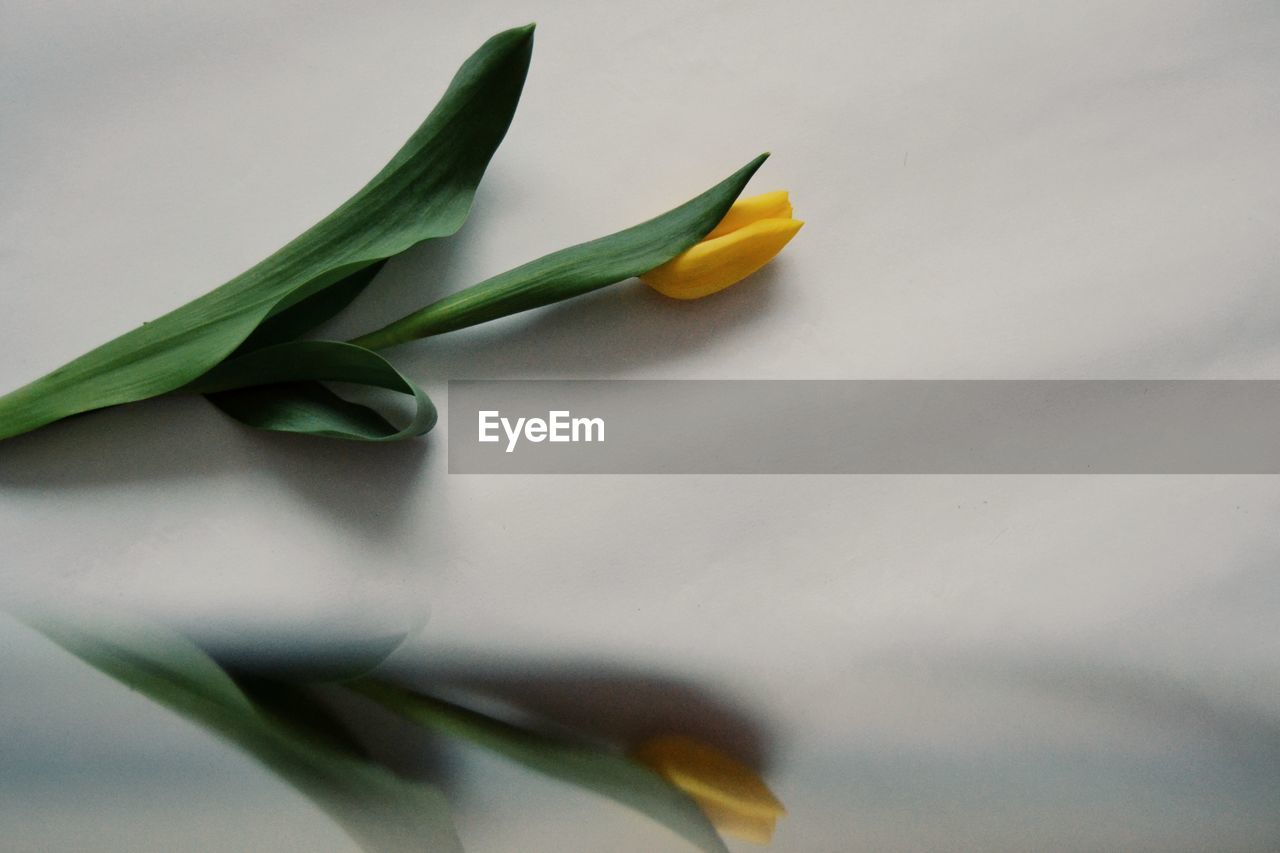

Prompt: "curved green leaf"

[24,613,462,853]
[351,680,729,853]
[190,341,436,441]
[349,153,769,349]
[0,24,534,441]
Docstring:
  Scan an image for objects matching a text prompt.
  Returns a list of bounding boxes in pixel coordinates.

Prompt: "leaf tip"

[508,22,537,41]
[731,152,770,188]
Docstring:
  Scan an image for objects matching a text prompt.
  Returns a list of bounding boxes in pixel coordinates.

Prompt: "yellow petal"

[705,190,793,240]
[641,217,803,300]
[697,801,779,845]
[631,735,786,845]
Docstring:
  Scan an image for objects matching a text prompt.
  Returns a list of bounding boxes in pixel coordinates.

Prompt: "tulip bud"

[631,734,786,844]
[641,191,803,300]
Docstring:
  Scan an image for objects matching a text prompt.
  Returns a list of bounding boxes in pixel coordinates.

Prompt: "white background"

[3,1,1279,850]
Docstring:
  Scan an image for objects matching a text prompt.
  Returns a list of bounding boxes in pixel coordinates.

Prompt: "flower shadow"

[0,393,431,540]
[371,651,777,771]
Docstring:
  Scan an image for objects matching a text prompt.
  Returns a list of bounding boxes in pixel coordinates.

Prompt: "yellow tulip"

[631,735,786,844]
[641,191,803,300]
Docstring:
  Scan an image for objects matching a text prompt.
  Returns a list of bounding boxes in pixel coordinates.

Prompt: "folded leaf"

[236,261,389,353]
[189,341,436,441]
[202,626,417,685]
[0,24,534,441]
[25,613,462,853]
[351,680,730,853]
[349,153,769,349]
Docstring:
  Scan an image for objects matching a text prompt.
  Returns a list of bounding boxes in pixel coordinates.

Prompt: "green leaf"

[210,382,421,441]
[0,24,534,441]
[236,261,389,353]
[188,340,436,441]
[351,680,730,853]
[349,153,769,350]
[25,613,462,853]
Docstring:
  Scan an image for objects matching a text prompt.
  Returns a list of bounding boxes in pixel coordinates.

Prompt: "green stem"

[346,677,565,755]
[347,272,566,351]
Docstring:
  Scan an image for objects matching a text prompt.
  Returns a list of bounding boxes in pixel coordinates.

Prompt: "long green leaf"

[349,153,769,349]
[25,613,462,853]
[0,24,534,441]
[189,340,436,440]
[351,679,729,853]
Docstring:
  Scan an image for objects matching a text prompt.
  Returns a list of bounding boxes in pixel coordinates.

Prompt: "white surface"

[3,1,1280,851]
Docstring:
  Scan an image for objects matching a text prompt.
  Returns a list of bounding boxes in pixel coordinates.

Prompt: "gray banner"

[446,380,1280,474]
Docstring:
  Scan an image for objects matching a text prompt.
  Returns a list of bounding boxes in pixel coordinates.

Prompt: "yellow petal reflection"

[631,735,786,844]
